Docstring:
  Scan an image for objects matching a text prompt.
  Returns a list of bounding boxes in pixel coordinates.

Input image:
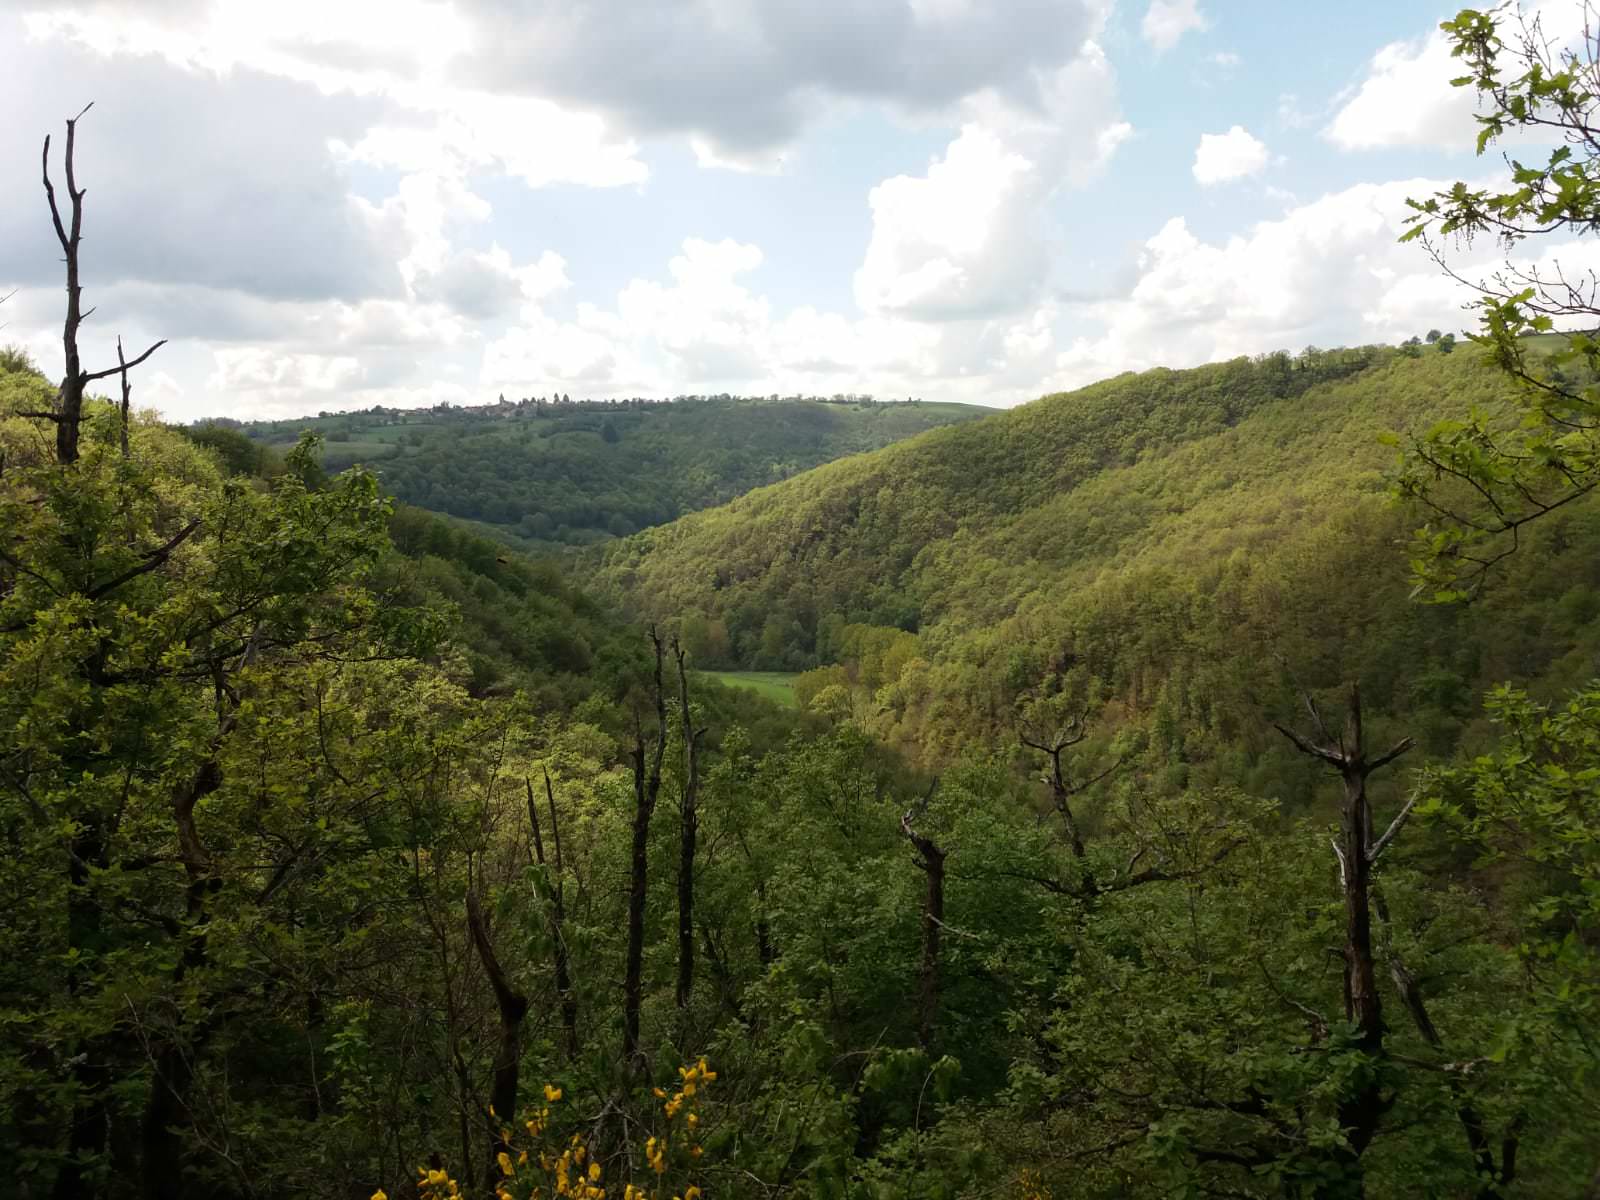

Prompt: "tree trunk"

[673,640,704,1010]
[1335,768,1385,1166]
[43,113,86,466]
[915,841,945,1050]
[900,789,946,1050]
[623,631,668,1066]
[466,888,529,1179]
[529,774,579,1060]
[1275,684,1415,1192]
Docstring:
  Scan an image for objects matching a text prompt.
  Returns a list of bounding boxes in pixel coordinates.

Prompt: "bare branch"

[82,338,167,385]
[1366,737,1416,776]
[85,520,200,601]
[1368,794,1419,864]
[1273,722,1345,768]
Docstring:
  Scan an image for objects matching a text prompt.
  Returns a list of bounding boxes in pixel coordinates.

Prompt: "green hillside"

[597,344,1600,766]
[231,395,986,549]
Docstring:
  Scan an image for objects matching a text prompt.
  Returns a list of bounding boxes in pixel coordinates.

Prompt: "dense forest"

[5,7,1600,1200]
[594,344,1600,768]
[230,397,984,550]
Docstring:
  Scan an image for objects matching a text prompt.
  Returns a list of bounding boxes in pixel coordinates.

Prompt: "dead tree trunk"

[623,629,668,1066]
[1275,683,1413,1178]
[900,782,946,1050]
[466,887,529,1178]
[39,106,165,467]
[1019,713,1123,864]
[117,337,132,459]
[527,773,579,1060]
[672,638,706,1010]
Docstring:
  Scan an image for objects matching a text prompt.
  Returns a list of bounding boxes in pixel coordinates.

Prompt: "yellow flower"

[371,1191,388,1200]
[588,1162,601,1182]
[686,1188,702,1200]
[545,1084,564,1102]
[498,1150,516,1178]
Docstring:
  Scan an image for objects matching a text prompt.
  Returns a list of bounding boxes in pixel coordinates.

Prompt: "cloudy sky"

[0,0,1580,420]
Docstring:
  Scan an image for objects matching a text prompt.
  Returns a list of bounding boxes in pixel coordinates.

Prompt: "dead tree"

[900,781,946,1050]
[38,105,165,466]
[672,637,707,1010]
[528,772,579,1059]
[1275,683,1413,1167]
[466,886,529,1177]
[623,628,668,1066]
[1018,709,1122,861]
[117,337,133,458]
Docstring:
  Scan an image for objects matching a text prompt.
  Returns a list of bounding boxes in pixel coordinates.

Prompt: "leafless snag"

[622,627,669,1067]
[900,780,946,1049]
[41,104,166,465]
[1017,708,1123,860]
[527,772,579,1060]
[1274,682,1413,1161]
[672,636,707,1012]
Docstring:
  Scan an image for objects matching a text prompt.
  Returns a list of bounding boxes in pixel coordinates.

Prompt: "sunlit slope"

[598,346,1600,766]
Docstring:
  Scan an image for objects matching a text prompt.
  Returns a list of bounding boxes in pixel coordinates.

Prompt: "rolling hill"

[229,395,987,550]
[595,344,1600,776]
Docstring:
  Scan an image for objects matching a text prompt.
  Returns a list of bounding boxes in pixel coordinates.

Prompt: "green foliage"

[1398,3,1600,597]
[238,396,985,549]
[1419,682,1600,1062]
[6,317,1600,1198]
[600,347,1600,770]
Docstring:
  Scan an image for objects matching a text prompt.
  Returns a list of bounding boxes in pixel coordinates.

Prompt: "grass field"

[700,670,800,708]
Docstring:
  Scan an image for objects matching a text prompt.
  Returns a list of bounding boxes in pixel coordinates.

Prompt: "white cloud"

[855,126,1039,319]
[1323,27,1476,150]
[1050,176,1585,388]
[463,0,1109,160]
[209,348,365,395]
[1277,92,1314,130]
[414,247,570,320]
[855,36,1130,323]
[1192,125,1268,185]
[8,0,1133,417]
[1141,0,1207,52]
[475,234,1065,405]
[1325,5,1589,152]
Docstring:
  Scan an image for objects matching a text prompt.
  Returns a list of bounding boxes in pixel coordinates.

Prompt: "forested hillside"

[233,396,985,549]
[8,11,1600,1197]
[9,317,1600,1200]
[597,345,1600,769]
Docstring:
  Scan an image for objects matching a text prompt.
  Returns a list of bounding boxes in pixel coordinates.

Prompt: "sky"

[0,0,1589,421]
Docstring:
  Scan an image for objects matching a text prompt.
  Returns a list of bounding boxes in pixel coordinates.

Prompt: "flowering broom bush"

[374,1061,717,1200]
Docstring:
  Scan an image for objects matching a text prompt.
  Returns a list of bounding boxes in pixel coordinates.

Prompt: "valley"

[7,6,1600,1199]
